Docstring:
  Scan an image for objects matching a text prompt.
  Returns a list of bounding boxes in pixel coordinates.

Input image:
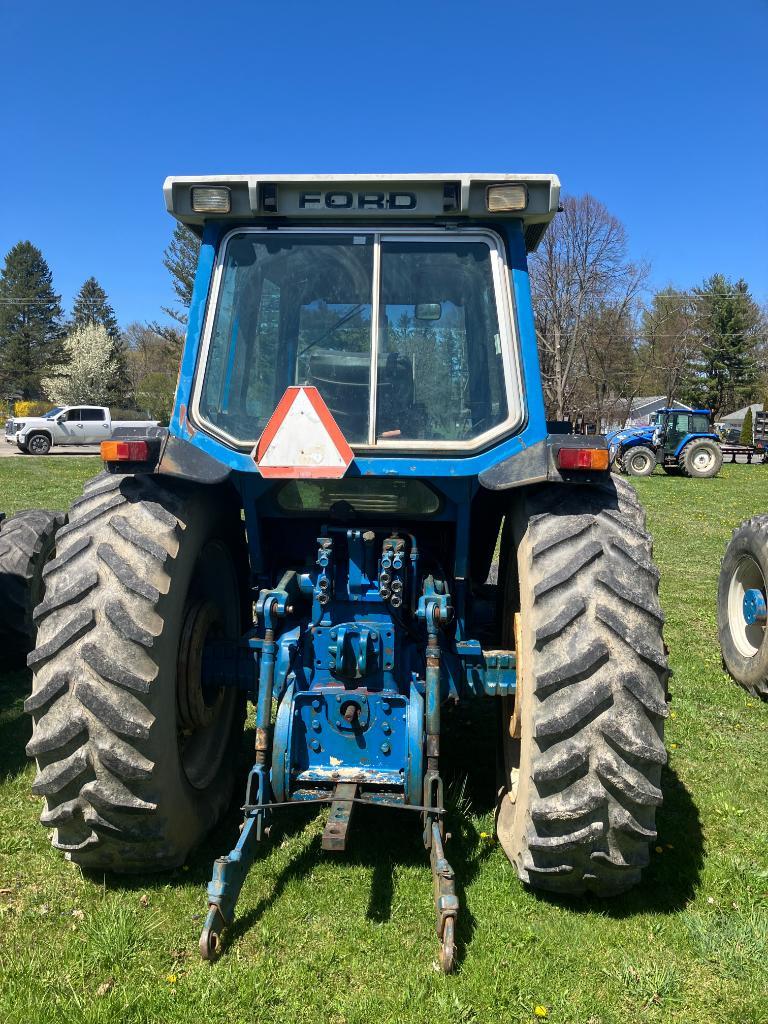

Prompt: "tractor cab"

[162,173,567,476]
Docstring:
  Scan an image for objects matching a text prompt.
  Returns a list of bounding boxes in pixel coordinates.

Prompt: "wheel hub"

[728,556,767,658]
[178,599,224,732]
[743,587,767,626]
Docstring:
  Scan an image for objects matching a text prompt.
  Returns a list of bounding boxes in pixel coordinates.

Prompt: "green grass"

[0,462,766,1024]
[0,456,99,515]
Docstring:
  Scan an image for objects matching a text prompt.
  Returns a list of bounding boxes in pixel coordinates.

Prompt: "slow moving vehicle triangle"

[254,385,354,478]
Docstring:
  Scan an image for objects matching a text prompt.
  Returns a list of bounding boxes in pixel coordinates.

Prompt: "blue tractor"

[607,407,723,478]
[25,174,668,971]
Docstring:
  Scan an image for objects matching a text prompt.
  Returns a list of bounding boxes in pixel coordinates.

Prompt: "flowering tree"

[41,323,121,405]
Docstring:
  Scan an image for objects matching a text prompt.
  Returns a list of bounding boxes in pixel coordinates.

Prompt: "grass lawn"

[0,460,766,1024]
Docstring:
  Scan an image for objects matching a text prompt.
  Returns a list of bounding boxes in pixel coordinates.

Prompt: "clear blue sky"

[1,1,766,327]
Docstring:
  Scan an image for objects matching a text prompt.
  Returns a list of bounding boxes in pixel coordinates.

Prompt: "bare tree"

[529,194,648,420]
[638,289,699,407]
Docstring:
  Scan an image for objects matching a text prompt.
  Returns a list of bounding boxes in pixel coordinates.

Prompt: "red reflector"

[557,447,610,471]
[101,440,149,462]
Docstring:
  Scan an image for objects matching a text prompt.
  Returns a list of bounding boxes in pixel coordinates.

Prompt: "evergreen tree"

[71,276,129,404]
[0,241,64,399]
[740,407,754,445]
[71,277,120,339]
[686,274,761,418]
[162,223,201,326]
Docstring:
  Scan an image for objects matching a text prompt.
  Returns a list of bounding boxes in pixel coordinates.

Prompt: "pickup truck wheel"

[0,509,64,666]
[497,477,668,895]
[624,446,656,477]
[679,439,722,478]
[717,516,768,699]
[26,433,52,456]
[25,472,247,871]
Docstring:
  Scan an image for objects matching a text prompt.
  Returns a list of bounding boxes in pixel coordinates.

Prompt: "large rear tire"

[717,516,768,699]
[497,476,668,895]
[26,472,247,871]
[0,509,64,666]
[623,446,656,477]
[679,439,722,478]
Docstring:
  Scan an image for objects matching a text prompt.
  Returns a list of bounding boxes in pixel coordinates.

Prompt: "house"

[720,403,763,428]
[606,396,691,432]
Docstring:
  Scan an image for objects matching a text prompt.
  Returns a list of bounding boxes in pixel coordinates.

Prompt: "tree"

[122,321,179,420]
[740,407,754,445]
[638,289,699,405]
[529,195,648,420]
[71,276,130,404]
[0,242,64,399]
[41,323,122,406]
[136,371,176,422]
[71,277,120,339]
[685,274,762,418]
[162,223,200,326]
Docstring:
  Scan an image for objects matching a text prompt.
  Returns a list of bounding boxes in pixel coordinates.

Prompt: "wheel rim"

[728,555,767,658]
[630,452,650,473]
[692,448,714,472]
[177,540,240,789]
[29,436,48,454]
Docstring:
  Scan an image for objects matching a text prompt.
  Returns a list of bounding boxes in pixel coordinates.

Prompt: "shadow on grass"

[86,701,702,966]
[0,667,32,778]
[530,762,704,918]
[91,704,498,970]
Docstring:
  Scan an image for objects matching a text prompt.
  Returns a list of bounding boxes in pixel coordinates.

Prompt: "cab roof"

[163,173,561,252]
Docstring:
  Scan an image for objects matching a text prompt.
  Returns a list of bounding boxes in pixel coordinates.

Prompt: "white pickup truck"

[5,406,162,455]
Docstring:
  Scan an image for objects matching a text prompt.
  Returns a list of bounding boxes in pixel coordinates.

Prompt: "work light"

[486,184,528,212]
[191,187,231,213]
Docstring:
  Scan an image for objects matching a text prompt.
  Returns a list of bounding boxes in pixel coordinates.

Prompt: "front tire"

[717,516,768,699]
[26,433,52,456]
[679,439,722,478]
[497,477,668,895]
[26,472,247,871]
[623,446,656,477]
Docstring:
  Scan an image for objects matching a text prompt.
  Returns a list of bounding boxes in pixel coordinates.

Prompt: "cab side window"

[61,409,81,422]
[80,409,105,421]
[672,413,689,433]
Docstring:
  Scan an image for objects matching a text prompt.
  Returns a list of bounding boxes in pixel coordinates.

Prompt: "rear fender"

[674,433,720,458]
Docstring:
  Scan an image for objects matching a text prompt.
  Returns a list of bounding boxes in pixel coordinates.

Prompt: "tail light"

[101,440,150,462]
[557,447,610,471]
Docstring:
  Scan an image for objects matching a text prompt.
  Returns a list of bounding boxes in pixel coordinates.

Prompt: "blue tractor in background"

[607,407,723,478]
[25,174,668,971]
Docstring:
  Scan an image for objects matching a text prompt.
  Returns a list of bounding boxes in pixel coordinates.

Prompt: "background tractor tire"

[717,516,768,699]
[623,446,656,477]
[26,471,248,872]
[679,439,722,478]
[0,509,64,666]
[497,476,668,896]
